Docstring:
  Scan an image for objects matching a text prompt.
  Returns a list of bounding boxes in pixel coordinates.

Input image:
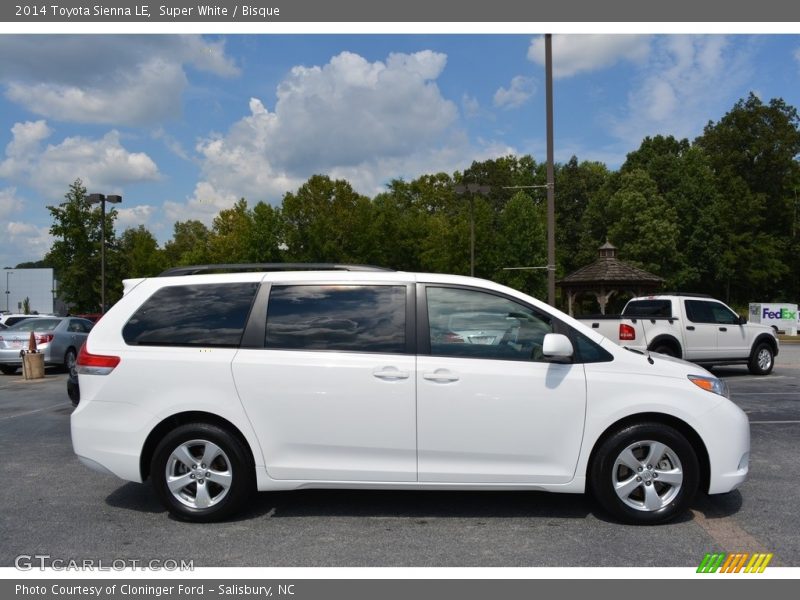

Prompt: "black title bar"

[3,0,800,23]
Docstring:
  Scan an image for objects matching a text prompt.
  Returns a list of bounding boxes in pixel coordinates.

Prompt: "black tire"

[589,422,699,525]
[151,423,254,522]
[748,342,774,376]
[63,348,77,375]
[0,365,18,375]
[651,344,678,358]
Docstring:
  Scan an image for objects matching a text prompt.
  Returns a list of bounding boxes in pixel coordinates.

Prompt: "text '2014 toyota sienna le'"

[71,264,750,524]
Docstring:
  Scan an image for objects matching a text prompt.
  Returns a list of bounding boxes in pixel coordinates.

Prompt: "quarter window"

[265,285,406,354]
[426,287,554,362]
[122,283,258,347]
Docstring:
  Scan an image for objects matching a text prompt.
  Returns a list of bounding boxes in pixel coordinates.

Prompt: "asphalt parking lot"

[1,347,798,568]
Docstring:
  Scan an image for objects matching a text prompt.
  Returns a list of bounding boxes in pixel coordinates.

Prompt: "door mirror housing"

[543,333,574,360]
[737,315,748,325]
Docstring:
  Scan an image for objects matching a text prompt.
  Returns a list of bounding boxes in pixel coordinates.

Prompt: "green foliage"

[119,226,166,278]
[45,179,118,312]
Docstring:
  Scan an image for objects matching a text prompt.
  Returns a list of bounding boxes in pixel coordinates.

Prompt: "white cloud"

[528,35,651,78]
[3,221,53,266]
[0,35,239,126]
[7,60,187,126]
[173,50,465,221]
[462,94,480,118]
[493,76,536,109]
[116,205,157,229]
[610,36,752,144]
[0,120,160,198]
[0,187,24,220]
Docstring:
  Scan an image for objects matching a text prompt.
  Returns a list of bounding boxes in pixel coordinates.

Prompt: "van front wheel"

[590,423,699,525]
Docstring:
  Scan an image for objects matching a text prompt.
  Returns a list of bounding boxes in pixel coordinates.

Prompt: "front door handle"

[423,369,460,383]
[372,367,410,380]
[719,327,727,332]
[686,326,695,331]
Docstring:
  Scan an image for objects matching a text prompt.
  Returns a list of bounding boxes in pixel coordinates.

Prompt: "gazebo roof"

[558,242,664,288]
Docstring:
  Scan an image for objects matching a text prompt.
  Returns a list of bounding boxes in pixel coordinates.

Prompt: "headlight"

[688,375,730,398]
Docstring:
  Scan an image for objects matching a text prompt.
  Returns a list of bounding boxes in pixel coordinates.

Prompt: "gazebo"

[558,241,664,316]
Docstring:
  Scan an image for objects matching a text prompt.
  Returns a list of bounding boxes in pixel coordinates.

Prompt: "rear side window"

[265,285,406,353]
[123,283,258,347]
[623,300,672,318]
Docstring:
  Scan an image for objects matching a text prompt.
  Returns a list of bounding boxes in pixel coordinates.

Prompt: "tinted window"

[427,287,554,362]
[685,300,737,325]
[624,300,672,318]
[265,285,406,353]
[123,283,258,347]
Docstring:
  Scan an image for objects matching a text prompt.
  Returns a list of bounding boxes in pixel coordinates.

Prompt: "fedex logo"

[763,308,797,320]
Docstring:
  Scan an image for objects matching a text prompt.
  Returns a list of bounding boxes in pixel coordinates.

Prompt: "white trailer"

[749,303,798,336]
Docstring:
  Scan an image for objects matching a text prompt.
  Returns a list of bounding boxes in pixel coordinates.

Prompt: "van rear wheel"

[151,423,254,522]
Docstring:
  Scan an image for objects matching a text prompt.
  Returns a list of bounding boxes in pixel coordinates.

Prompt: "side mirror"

[543,333,574,360]
[737,315,748,325]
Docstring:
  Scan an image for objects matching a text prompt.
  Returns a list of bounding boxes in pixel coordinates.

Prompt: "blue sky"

[1,34,799,268]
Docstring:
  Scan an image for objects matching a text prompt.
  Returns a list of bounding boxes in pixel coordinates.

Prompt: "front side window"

[123,283,258,347]
[426,286,554,362]
[265,285,406,354]
[685,300,737,325]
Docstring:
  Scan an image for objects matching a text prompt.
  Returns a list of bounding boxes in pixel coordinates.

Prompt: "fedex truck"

[749,303,798,336]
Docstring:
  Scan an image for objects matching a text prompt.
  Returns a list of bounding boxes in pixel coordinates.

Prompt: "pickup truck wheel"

[590,423,699,525]
[748,343,774,376]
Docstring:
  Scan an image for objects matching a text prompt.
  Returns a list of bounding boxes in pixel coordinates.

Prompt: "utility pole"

[545,33,556,307]
[87,193,122,313]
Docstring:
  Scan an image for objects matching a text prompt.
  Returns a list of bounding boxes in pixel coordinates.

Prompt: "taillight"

[36,333,54,344]
[619,324,636,341]
[76,344,120,376]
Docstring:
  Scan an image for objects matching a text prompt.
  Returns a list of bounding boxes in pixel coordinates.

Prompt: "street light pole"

[4,270,12,312]
[87,193,122,313]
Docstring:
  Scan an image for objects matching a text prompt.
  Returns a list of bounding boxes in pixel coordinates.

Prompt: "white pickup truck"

[578,293,780,375]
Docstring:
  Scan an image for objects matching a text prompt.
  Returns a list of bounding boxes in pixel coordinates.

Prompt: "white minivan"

[71,265,750,524]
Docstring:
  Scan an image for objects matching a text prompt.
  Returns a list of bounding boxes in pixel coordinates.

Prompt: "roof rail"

[158,263,395,277]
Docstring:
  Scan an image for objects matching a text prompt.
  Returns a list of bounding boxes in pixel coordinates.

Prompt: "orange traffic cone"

[28,331,38,353]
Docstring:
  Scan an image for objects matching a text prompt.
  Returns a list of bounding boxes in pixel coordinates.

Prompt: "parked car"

[0,317,94,375]
[71,265,749,525]
[577,293,779,375]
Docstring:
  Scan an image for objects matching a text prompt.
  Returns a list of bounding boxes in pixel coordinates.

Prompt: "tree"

[163,220,212,266]
[45,179,118,312]
[606,170,681,281]
[696,94,800,301]
[555,157,610,276]
[119,226,166,278]
[282,175,377,263]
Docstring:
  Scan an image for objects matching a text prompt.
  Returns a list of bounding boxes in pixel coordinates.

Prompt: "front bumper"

[703,398,750,494]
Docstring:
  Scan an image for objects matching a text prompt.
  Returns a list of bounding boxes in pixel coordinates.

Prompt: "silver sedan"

[0,317,94,375]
